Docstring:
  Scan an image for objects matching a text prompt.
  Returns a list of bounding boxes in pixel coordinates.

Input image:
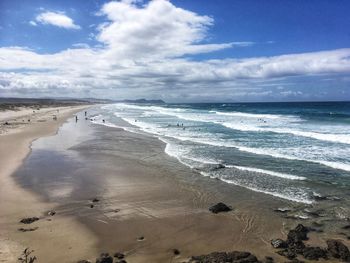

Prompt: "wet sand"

[9,108,350,262]
[0,106,97,262]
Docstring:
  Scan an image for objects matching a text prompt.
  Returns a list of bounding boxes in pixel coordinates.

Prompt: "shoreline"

[0,105,98,262]
[2,104,350,262]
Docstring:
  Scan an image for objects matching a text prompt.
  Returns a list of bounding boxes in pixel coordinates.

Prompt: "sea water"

[92,101,350,205]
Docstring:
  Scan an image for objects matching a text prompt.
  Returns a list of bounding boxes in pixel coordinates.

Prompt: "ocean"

[91,101,350,205]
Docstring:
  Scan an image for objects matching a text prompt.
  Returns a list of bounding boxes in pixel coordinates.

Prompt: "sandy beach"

[0,105,98,262]
[0,105,348,263]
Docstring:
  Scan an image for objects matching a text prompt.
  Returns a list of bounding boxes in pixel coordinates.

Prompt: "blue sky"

[0,0,350,102]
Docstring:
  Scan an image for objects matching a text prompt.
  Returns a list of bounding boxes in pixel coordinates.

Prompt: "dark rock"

[210,164,225,171]
[18,227,38,232]
[20,217,39,224]
[137,236,145,241]
[116,260,127,263]
[277,249,297,260]
[90,204,94,208]
[271,239,287,249]
[173,249,180,255]
[287,224,309,244]
[113,252,124,259]
[77,261,91,263]
[264,256,274,263]
[92,198,100,203]
[326,239,350,261]
[302,246,327,260]
[96,253,113,263]
[209,202,232,214]
[342,225,350,230]
[190,251,260,263]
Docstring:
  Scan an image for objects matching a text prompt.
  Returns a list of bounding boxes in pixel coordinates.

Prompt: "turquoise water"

[92,102,350,204]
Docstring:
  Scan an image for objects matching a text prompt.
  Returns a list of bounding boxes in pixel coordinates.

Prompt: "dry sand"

[0,105,98,262]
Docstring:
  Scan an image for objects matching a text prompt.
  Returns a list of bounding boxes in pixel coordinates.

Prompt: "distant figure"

[85,111,87,116]
[135,119,137,122]
[102,119,105,123]
[28,119,30,122]
[181,123,183,127]
[183,127,186,130]
[75,116,78,122]
[177,123,179,127]
[53,115,57,121]
[85,117,88,120]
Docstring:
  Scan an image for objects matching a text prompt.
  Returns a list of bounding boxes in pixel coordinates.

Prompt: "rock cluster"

[271,224,350,261]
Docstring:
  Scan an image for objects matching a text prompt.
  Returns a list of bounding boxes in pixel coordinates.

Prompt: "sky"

[0,0,350,102]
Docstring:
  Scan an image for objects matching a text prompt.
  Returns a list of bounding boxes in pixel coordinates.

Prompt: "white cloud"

[1,0,350,101]
[97,0,232,58]
[29,20,37,26]
[35,11,80,30]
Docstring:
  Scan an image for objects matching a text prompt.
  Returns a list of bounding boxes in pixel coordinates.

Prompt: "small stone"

[113,252,124,259]
[92,198,100,203]
[20,217,39,224]
[137,236,145,241]
[48,210,56,216]
[18,227,38,232]
[173,249,180,255]
[90,204,94,208]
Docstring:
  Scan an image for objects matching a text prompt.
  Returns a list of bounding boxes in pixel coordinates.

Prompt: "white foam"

[223,122,350,145]
[198,171,313,204]
[227,165,306,180]
[236,146,350,172]
[118,113,350,173]
[221,178,313,204]
[211,110,282,119]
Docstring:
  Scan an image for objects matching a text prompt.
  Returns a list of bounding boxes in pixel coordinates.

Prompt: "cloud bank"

[1,0,350,101]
